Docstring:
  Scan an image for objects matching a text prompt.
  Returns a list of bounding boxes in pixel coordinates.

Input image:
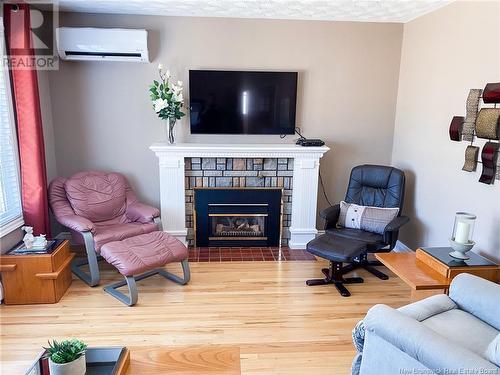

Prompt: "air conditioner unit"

[56,27,149,62]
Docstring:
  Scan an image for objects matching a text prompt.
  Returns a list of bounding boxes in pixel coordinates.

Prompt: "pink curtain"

[4,3,51,236]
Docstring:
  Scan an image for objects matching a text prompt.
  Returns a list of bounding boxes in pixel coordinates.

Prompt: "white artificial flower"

[165,70,171,79]
[158,63,164,71]
[172,82,183,93]
[172,91,183,103]
[153,98,168,113]
[177,80,183,87]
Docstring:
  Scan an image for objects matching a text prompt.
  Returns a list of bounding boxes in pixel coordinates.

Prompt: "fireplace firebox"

[194,188,282,247]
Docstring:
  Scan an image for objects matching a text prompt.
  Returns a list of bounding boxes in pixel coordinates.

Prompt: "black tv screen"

[189,70,297,135]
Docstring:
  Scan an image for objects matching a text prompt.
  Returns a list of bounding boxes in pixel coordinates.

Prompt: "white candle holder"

[449,212,476,260]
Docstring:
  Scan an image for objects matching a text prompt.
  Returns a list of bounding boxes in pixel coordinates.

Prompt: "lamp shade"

[451,212,476,245]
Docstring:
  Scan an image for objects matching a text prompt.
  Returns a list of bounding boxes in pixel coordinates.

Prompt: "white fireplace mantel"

[150,142,330,249]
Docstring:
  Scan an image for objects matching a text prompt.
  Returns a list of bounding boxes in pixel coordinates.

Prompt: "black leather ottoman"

[306,234,367,297]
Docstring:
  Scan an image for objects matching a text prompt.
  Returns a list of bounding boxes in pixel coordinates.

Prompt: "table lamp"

[449,212,476,260]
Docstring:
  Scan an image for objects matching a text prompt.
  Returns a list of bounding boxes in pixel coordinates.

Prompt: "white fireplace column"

[156,153,188,245]
[150,143,329,248]
[289,155,323,249]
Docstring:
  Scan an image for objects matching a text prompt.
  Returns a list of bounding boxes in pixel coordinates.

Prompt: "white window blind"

[0,21,23,236]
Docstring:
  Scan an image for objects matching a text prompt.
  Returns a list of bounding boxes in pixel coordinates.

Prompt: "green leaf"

[43,339,87,364]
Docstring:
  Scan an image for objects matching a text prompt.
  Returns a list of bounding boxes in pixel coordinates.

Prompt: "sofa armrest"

[352,295,456,354]
[57,214,95,233]
[126,202,160,224]
[382,215,409,248]
[449,273,500,331]
[320,204,340,229]
[364,304,498,371]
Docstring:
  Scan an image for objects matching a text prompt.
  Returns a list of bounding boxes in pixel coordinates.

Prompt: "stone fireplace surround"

[185,157,293,246]
[151,143,329,249]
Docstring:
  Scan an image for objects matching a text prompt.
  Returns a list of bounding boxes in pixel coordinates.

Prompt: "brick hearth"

[188,247,316,262]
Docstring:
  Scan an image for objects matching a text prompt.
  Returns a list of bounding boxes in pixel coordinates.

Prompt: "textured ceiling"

[57,0,452,23]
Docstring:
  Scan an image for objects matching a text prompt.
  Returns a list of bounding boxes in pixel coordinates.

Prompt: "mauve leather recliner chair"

[49,171,161,287]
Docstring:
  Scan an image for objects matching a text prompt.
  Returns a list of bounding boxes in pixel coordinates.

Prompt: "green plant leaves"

[150,67,185,121]
[43,339,87,364]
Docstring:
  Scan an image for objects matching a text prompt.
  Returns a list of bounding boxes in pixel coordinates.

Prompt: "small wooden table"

[376,248,499,301]
[0,239,74,304]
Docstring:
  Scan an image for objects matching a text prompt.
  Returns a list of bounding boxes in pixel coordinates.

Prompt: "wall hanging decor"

[462,89,482,142]
[449,82,500,185]
[449,116,465,141]
[483,82,500,104]
[479,142,500,184]
[462,146,479,172]
[475,108,500,139]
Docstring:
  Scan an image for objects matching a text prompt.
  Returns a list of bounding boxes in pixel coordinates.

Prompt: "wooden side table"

[376,248,499,302]
[0,239,75,304]
[416,247,499,282]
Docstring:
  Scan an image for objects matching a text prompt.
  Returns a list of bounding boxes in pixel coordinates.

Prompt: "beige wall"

[47,13,403,221]
[392,1,500,260]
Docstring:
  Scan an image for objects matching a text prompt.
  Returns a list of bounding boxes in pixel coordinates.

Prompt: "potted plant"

[149,64,185,144]
[43,339,87,375]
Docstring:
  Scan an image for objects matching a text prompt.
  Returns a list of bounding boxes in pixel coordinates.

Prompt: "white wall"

[392,1,500,261]
[47,13,403,220]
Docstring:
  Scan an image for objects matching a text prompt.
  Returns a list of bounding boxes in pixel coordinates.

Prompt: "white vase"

[449,238,475,260]
[49,354,86,375]
[165,118,176,144]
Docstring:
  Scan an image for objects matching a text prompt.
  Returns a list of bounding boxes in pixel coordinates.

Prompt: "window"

[0,22,23,237]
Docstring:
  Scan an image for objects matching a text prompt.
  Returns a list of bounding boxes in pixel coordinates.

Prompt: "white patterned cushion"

[338,201,399,234]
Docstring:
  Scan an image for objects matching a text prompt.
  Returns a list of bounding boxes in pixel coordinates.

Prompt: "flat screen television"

[189,70,297,135]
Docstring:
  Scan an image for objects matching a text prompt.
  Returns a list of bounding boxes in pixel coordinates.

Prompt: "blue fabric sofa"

[352,273,500,374]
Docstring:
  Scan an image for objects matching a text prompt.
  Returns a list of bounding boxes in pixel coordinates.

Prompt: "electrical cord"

[280,126,305,140]
[319,167,332,206]
[294,127,306,140]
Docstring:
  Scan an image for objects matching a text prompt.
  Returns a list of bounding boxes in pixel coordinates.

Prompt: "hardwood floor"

[0,257,411,374]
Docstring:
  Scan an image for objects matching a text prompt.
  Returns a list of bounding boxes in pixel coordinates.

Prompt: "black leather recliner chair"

[318,164,409,280]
